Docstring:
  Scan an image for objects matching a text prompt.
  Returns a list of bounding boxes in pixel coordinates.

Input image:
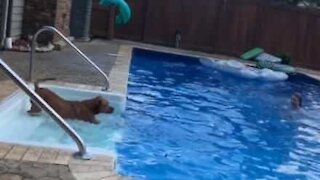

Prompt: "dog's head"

[93,96,114,114]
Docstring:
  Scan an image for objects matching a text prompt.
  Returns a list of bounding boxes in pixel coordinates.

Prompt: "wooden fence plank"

[179,0,222,52]
[115,0,148,41]
[304,14,320,69]
[254,4,310,66]
[143,0,183,46]
[215,0,259,55]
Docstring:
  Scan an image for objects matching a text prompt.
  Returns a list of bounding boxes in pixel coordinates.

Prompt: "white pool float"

[200,58,288,81]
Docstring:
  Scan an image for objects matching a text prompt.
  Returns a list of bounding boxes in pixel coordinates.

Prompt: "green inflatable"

[256,60,296,74]
[100,0,131,24]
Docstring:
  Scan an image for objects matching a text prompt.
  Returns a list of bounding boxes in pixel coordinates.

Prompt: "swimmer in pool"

[291,93,302,110]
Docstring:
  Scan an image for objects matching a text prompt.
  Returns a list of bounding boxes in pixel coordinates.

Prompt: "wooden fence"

[92,0,320,70]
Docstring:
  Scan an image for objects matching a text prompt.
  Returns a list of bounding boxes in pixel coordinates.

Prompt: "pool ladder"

[0,59,90,159]
[29,26,110,90]
[0,26,114,160]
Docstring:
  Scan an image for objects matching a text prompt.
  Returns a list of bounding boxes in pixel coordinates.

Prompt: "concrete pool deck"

[0,40,119,86]
[1,39,320,180]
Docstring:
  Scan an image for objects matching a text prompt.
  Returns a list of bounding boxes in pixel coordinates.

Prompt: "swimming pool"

[0,85,125,154]
[117,49,320,179]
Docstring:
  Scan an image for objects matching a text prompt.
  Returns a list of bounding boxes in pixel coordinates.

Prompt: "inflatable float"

[240,47,296,74]
[256,60,296,74]
[100,0,131,24]
[200,58,288,81]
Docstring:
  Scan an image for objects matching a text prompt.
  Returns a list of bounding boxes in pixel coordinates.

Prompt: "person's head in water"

[291,93,302,110]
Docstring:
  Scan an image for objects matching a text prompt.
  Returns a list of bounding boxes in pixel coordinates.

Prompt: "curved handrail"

[0,58,90,160]
[29,26,110,90]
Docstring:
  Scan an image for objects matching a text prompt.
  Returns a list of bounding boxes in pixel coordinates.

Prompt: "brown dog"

[28,79,114,124]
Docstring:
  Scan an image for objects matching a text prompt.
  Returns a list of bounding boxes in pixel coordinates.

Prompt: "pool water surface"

[0,85,125,154]
[117,49,320,179]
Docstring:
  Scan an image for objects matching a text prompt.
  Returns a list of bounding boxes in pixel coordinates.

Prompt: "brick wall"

[22,0,71,44]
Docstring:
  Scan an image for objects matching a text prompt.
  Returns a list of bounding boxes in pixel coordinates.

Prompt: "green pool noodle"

[241,48,264,60]
[100,0,131,24]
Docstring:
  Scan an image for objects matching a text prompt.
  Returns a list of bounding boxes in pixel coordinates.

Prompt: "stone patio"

[0,159,75,180]
[0,143,126,180]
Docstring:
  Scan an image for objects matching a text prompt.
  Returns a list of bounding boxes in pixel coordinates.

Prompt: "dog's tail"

[34,78,56,89]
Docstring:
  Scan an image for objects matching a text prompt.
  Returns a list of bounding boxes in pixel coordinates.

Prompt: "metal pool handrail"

[0,58,90,160]
[29,26,110,90]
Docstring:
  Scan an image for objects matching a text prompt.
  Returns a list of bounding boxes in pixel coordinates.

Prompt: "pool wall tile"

[22,148,43,162]
[4,145,28,160]
[0,144,13,158]
[55,150,72,165]
[38,149,59,163]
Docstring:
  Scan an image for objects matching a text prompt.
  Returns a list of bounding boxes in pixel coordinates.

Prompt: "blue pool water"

[117,49,320,179]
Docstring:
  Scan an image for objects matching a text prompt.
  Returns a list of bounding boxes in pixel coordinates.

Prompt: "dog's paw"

[27,111,42,116]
